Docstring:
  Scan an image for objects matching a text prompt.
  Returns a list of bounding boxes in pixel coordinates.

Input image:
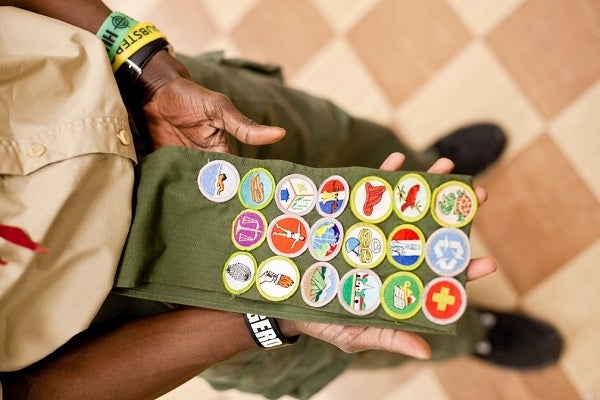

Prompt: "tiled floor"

[105,1,600,399]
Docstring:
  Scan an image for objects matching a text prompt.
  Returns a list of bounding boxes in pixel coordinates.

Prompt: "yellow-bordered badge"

[393,173,431,222]
[380,271,423,320]
[337,268,382,315]
[238,167,275,210]
[222,252,257,295]
[342,223,386,269]
[267,214,310,258]
[386,224,425,271]
[425,227,471,277]
[316,175,350,218]
[431,181,477,228]
[422,277,467,325]
[300,262,340,308]
[256,256,300,301]
[308,218,344,261]
[231,209,267,251]
[350,176,393,223]
[275,174,317,216]
[197,159,240,202]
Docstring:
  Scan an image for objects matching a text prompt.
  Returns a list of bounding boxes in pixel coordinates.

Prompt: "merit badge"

[238,167,275,210]
[387,224,426,271]
[431,181,477,228]
[267,214,310,258]
[300,262,340,308]
[317,175,349,218]
[350,176,393,223]
[393,173,431,222]
[197,160,240,202]
[338,268,382,316]
[275,174,317,216]
[342,223,386,269]
[380,271,423,320]
[308,218,344,261]
[422,277,467,325]
[232,210,267,251]
[256,256,300,301]
[425,228,471,277]
[222,252,257,295]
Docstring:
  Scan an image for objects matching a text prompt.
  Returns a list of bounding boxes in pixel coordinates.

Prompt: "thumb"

[219,100,286,146]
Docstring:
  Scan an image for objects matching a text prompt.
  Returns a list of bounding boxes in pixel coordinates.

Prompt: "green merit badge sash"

[114,147,478,334]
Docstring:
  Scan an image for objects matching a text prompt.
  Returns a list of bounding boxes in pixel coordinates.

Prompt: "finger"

[383,329,431,360]
[466,257,497,281]
[379,152,406,171]
[426,157,454,174]
[474,186,487,205]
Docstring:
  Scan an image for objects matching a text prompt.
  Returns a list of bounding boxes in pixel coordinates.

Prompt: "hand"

[279,153,497,360]
[134,52,285,153]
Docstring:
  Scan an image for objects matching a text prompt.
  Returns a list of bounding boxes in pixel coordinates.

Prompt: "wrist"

[242,314,300,349]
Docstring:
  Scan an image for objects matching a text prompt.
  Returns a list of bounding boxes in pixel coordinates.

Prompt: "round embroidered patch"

[431,181,478,228]
[222,252,257,295]
[380,271,423,320]
[300,262,340,308]
[232,210,267,251]
[387,224,426,271]
[316,175,350,218]
[422,277,467,325]
[267,214,310,258]
[256,256,300,301]
[342,223,386,269]
[338,268,382,316]
[425,228,471,277]
[197,160,240,202]
[393,173,431,222]
[238,167,275,210]
[350,176,393,223]
[275,174,317,216]
[308,218,344,261]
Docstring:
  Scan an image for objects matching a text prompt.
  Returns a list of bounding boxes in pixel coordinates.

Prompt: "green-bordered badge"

[223,251,257,295]
[238,167,275,210]
[393,173,431,222]
[342,223,386,269]
[256,256,300,301]
[350,176,393,223]
[386,224,425,271]
[380,271,423,320]
[231,209,267,251]
[431,181,477,228]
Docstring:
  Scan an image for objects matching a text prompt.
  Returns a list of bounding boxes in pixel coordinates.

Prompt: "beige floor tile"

[476,135,600,294]
[394,42,544,154]
[549,79,600,201]
[487,0,600,118]
[347,0,471,106]
[144,0,219,56]
[381,367,450,400]
[289,38,393,125]
[200,0,260,31]
[231,0,333,76]
[103,0,164,20]
[309,0,379,34]
[446,0,525,37]
[466,230,520,310]
[521,239,600,336]
[561,325,600,400]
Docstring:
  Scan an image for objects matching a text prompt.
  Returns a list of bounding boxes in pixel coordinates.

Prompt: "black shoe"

[472,309,563,370]
[428,123,507,176]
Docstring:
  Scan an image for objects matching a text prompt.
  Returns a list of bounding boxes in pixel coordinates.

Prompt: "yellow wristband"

[111,21,166,72]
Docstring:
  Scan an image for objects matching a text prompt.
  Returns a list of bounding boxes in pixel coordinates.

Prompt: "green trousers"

[97,52,485,400]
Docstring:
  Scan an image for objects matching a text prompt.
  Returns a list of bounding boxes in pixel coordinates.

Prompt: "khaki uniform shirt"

[0,7,136,372]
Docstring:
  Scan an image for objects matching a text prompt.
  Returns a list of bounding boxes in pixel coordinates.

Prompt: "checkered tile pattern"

[105,0,600,399]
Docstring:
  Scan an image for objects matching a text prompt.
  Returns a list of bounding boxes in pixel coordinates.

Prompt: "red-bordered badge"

[422,277,467,325]
[267,214,310,258]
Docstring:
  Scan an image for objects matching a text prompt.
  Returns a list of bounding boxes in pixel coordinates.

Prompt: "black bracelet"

[114,37,170,103]
[242,313,299,349]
